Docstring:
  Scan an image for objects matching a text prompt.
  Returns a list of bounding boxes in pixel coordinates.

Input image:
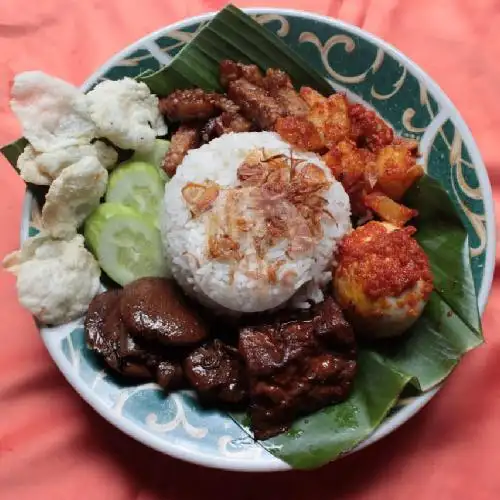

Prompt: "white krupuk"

[18,141,117,186]
[86,77,167,152]
[11,71,96,152]
[41,156,108,238]
[3,234,101,325]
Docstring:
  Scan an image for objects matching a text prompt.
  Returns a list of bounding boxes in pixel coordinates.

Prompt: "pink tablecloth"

[1,1,499,498]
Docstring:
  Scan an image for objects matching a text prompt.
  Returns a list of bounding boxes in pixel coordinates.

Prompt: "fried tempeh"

[263,68,309,118]
[201,111,252,142]
[159,89,239,122]
[162,125,200,176]
[228,78,285,129]
[219,60,264,87]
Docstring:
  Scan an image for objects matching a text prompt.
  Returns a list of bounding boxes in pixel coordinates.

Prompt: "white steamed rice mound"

[161,132,351,313]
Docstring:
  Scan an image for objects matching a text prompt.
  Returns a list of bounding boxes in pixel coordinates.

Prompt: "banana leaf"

[0,4,483,469]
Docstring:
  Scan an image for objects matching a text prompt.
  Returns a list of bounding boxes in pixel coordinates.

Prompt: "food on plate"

[275,116,324,152]
[374,144,424,201]
[363,192,417,227]
[84,203,170,286]
[226,78,285,129]
[130,138,171,179]
[17,140,117,186]
[201,112,252,143]
[161,131,351,313]
[333,221,433,338]
[159,88,239,122]
[5,49,438,441]
[3,234,100,325]
[239,297,356,439]
[106,160,166,221]
[41,156,108,238]
[10,71,96,152]
[85,288,185,389]
[120,278,208,346]
[184,340,248,404]
[262,68,309,118]
[219,60,265,87]
[86,77,167,152]
[305,91,351,148]
[348,103,394,152]
[162,125,200,176]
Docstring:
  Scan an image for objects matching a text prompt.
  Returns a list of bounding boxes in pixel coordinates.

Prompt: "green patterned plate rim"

[20,8,495,472]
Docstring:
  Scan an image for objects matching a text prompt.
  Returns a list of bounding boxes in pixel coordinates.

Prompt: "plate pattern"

[27,13,487,468]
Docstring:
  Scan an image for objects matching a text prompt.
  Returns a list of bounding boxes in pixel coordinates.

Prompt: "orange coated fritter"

[375,145,424,201]
[274,116,324,152]
[323,140,376,215]
[307,93,351,148]
[363,192,418,227]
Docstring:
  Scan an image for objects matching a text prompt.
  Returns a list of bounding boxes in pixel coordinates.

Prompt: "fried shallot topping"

[235,149,332,252]
[181,181,220,217]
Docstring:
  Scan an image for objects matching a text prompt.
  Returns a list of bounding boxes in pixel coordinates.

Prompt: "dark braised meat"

[239,297,357,440]
[121,277,208,347]
[263,68,309,118]
[228,78,285,129]
[159,89,239,122]
[85,290,154,380]
[219,59,264,87]
[85,289,187,390]
[349,103,394,152]
[201,111,253,142]
[184,340,248,404]
[162,125,200,177]
[156,360,185,390]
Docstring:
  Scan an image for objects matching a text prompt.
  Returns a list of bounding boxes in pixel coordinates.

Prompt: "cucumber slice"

[84,203,170,286]
[131,139,170,181]
[106,160,165,221]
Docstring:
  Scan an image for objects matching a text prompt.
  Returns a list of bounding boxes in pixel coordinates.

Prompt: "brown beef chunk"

[184,340,248,404]
[239,297,357,439]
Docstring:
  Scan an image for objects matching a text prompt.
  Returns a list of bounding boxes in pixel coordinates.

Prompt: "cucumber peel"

[106,160,165,222]
[131,138,170,181]
[84,203,170,286]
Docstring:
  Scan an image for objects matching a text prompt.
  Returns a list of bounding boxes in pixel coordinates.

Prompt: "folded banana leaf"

[1,4,483,470]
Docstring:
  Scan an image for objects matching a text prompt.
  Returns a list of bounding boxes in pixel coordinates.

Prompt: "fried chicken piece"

[299,86,328,107]
[219,60,264,87]
[162,125,200,177]
[363,192,418,227]
[392,136,419,156]
[201,111,252,142]
[299,87,351,146]
[349,103,394,152]
[323,140,377,215]
[375,145,424,200]
[275,116,325,152]
[228,78,285,129]
[159,89,239,122]
[308,93,351,148]
[263,68,309,118]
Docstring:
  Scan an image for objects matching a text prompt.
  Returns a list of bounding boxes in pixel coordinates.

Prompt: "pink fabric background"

[1,1,499,498]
